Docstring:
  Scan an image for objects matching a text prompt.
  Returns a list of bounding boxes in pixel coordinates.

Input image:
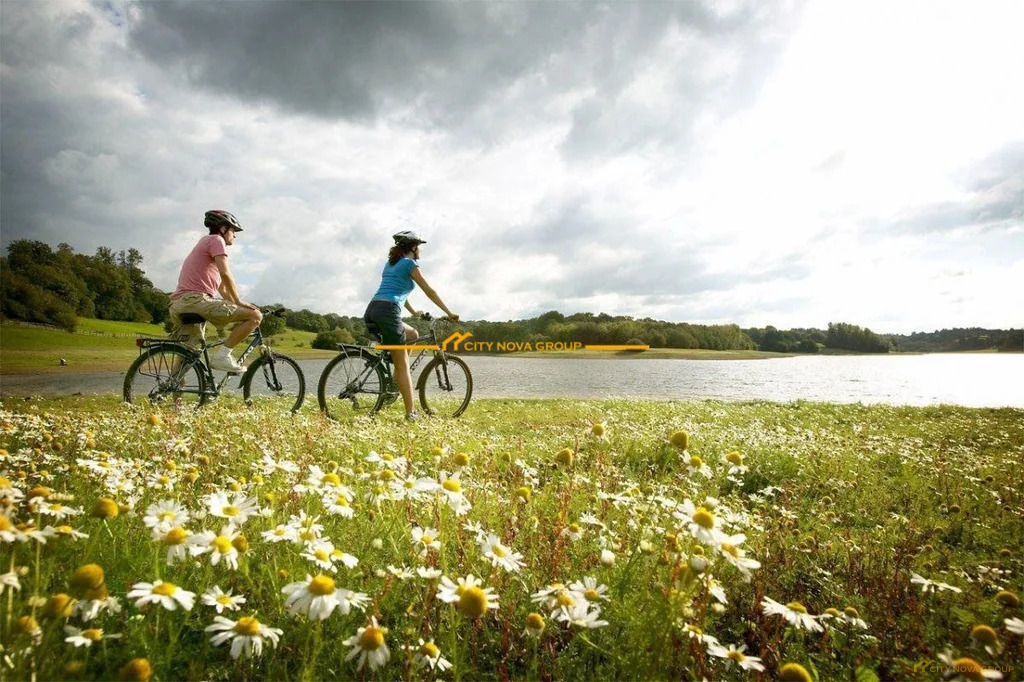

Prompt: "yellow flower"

[778,663,813,682]
[118,658,153,682]
[91,498,119,519]
[44,593,76,619]
[69,564,105,593]
[458,586,490,618]
[669,430,689,449]
[555,448,574,466]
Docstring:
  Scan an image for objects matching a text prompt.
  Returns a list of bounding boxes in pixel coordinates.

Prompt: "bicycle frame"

[334,325,450,398]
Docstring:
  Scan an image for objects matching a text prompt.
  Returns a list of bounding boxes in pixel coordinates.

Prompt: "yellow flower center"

[584,589,601,601]
[692,508,715,530]
[689,455,703,468]
[379,470,394,481]
[217,595,233,605]
[158,476,170,485]
[382,453,394,461]
[70,564,105,591]
[556,592,576,607]
[300,530,316,542]
[454,453,470,466]
[785,601,808,614]
[419,641,440,658]
[234,617,261,636]
[726,451,743,465]
[50,504,64,512]
[322,473,341,485]
[568,523,581,534]
[442,479,462,493]
[950,658,985,682]
[213,536,233,554]
[458,586,489,618]
[778,663,813,682]
[158,511,176,521]
[359,626,385,650]
[971,624,998,645]
[222,505,240,517]
[335,496,349,506]
[493,544,506,558]
[721,543,739,558]
[58,525,73,533]
[314,549,330,562]
[308,575,336,596]
[164,527,188,545]
[0,516,10,531]
[82,628,103,641]
[152,582,177,597]
[727,650,747,663]
[526,612,545,630]
[843,606,860,619]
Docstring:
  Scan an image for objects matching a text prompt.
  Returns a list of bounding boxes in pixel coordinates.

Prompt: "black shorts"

[364,300,405,345]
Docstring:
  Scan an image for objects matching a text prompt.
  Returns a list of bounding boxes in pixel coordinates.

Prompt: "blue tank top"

[372,257,417,306]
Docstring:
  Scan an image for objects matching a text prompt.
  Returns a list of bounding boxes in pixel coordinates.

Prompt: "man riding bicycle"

[364,230,458,421]
[168,210,262,372]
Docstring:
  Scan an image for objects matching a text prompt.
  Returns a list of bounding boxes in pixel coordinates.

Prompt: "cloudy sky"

[1,0,1021,333]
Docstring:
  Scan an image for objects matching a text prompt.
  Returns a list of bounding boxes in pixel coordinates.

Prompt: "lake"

[2,353,1022,408]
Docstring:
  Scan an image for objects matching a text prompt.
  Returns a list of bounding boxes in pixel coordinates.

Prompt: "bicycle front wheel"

[317,349,387,420]
[242,352,305,413]
[418,354,472,417]
[124,346,207,409]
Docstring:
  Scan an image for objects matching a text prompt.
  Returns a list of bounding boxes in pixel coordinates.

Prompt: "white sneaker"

[210,348,243,373]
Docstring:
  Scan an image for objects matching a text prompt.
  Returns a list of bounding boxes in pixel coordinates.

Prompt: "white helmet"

[393,230,426,246]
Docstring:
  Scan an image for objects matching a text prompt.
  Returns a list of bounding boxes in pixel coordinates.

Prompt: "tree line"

[1,240,169,331]
[2,240,1018,353]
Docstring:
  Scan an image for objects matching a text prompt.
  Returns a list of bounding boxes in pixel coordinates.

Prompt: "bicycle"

[317,314,472,419]
[123,307,306,412]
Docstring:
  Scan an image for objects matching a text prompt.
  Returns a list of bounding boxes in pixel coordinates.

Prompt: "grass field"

[0,320,333,374]
[0,396,1021,681]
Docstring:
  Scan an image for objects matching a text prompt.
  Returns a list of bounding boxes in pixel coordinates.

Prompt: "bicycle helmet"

[393,230,426,245]
[204,210,243,232]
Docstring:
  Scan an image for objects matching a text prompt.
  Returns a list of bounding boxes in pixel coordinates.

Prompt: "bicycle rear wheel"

[124,346,207,409]
[418,354,472,417]
[242,352,305,413]
[317,349,387,419]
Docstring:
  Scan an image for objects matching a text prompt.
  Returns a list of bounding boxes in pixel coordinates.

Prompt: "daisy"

[675,500,726,547]
[579,512,607,529]
[936,651,1003,681]
[417,567,443,580]
[146,471,177,491]
[63,626,121,648]
[301,539,343,572]
[297,465,344,493]
[480,534,525,573]
[127,580,195,611]
[390,475,437,502]
[560,523,584,541]
[685,454,713,478]
[718,534,761,581]
[51,525,89,540]
[205,615,282,660]
[436,574,499,618]
[411,526,441,557]
[33,501,83,520]
[73,592,122,622]
[438,472,471,515]
[206,492,261,525]
[682,623,720,646]
[281,574,368,620]
[188,525,241,570]
[707,643,765,672]
[387,565,416,580]
[525,612,546,638]
[322,490,355,518]
[261,524,297,543]
[0,570,19,595]
[258,452,300,475]
[143,500,190,529]
[287,511,324,544]
[201,586,246,614]
[569,576,609,605]
[911,573,962,594]
[155,525,191,565]
[366,450,406,470]
[761,597,822,632]
[344,616,391,671]
[407,639,452,671]
[555,601,608,629]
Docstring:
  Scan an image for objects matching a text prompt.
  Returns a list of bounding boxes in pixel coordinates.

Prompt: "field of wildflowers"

[0,396,1021,681]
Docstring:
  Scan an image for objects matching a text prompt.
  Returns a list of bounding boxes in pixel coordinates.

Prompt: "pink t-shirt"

[172,234,228,298]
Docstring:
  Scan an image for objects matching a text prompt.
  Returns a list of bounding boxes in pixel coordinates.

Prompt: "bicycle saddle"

[365,322,383,344]
[177,313,207,325]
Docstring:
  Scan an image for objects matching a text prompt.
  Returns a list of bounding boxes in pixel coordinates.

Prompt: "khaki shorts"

[168,293,249,346]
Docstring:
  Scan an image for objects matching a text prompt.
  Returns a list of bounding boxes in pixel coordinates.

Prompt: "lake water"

[3,354,1022,408]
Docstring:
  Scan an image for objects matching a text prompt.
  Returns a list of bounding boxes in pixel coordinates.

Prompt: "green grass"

[0,397,1021,681]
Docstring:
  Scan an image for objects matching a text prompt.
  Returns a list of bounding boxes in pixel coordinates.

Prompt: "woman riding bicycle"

[364,231,459,422]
